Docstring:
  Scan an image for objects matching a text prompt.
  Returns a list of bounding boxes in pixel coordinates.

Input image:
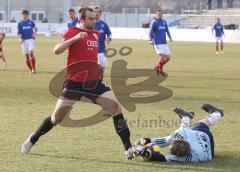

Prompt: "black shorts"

[62,80,111,102]
[192,122,215,157]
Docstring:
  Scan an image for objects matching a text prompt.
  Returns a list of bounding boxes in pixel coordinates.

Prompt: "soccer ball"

[142,143,161,161]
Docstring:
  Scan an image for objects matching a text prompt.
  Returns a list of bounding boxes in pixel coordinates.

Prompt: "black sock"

[30,116,54,144]
[113,113,132,151]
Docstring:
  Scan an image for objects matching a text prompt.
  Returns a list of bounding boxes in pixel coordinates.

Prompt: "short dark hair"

[81,7,94,20]
[94,6,102,14]
[0,33,6,36]
[68,8,75,13]
[79,7,83,14]
[156,8,162,12]
[21,10,29,15]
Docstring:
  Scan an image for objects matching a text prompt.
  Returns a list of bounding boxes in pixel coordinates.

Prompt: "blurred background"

[0,0,239,29]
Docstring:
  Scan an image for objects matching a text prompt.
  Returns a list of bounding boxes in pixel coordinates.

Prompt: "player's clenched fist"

[74,32,88,40]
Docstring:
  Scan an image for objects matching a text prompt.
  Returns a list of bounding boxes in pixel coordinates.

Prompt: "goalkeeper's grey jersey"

[151,128,212,162]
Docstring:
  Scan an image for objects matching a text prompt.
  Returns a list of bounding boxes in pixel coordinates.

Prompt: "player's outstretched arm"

[135,135,173,148]
[53,32,88,55]
[151,135,173,148]
[165,154,200,163]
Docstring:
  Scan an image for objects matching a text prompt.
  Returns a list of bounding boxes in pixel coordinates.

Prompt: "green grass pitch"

[0,36,240,172]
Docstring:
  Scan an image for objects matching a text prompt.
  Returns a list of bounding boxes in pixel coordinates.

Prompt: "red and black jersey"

[63,27,101,83]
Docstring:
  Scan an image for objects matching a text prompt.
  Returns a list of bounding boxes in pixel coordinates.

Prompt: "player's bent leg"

[199,103,224,127]
[20,96,76,155]
[95,91,122,116]
[197,119,210,127]
[95,91,132,157]
[199,111,222,128]
[172,107,194,128]
[51,96,75,124]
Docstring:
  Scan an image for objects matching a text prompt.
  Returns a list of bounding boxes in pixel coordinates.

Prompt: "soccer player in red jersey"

[20,7,133,159]
[0,33,7,70]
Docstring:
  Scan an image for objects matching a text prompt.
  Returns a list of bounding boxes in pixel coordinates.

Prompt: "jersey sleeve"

[32,21,36,28]
[17,22,21,35]
[165,22,172,39]
[105,23,112,41]
[149,21,155,41]
[150,134,173,147]
[165,154,200,163]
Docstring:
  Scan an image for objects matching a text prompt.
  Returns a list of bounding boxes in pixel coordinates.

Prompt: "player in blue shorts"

[212,18,225,54]
[128,103,224,162]
[94,6,112,79]
[149,9,172,76]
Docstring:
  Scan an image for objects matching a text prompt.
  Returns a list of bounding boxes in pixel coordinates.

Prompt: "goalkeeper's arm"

[135,135,173,148]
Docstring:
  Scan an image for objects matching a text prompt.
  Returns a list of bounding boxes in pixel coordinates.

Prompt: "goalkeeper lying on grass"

[127,103,224,162]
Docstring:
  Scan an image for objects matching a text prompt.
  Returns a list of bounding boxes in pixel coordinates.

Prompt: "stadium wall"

[0,23,239,43]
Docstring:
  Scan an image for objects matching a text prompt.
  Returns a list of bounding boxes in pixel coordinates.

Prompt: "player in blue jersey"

[67,8,79,28]
[17,10,38,74]
[128,103,224,162]
[149,9,172,76]
[212,18,225,54]
[94,7,112,79]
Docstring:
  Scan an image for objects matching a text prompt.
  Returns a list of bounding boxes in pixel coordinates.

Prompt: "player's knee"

[51,106,73,124]
[198,119,210,127]
[109,101,122,116]
[51,114,62,125]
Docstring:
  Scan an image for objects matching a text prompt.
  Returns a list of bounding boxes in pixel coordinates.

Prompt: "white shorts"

[216,36,223,42]
[21,39,35,54]
[154,44,170,56]
[98,53,108,67]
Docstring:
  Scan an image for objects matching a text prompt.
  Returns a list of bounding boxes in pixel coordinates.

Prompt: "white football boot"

[20,133,34,155]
